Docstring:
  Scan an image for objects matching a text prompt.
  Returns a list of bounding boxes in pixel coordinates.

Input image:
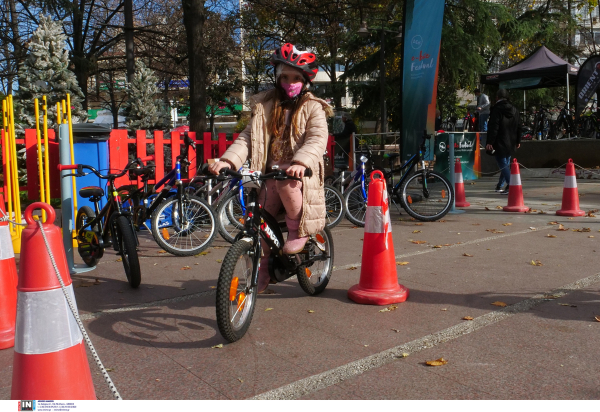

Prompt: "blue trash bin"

[72,124,111,212]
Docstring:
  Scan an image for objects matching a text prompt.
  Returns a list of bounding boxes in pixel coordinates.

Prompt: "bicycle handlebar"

[138,155,155,162]
[57,164,78,171]
[218,167,312,181]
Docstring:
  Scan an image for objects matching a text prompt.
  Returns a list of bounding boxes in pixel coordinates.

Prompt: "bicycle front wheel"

[399,170,453,222]
[114,215,141,288]
[324,185,344,228]
[151,195,217,256]
[343,181,368,227]
[216,239,258,342]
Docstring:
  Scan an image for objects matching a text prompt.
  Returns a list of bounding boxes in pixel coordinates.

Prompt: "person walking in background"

[475,88,491,132]
[333,113,357,168]
[486,89,522,194]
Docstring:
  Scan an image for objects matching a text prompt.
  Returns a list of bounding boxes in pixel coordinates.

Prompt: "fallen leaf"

[195,251,209,256]
[105,368,114,372]
[265,308,273,311]
[462,253,473,257]
[411,240,427,244]
[216,259,223,263]
[495,206,503,210]
[595,316,600,322]
[209,286,216,289]
[181,266,191,270]
[432,245,443,248]
[195,263,199,265]
[391,329,401,333]
[115,258,122,262]
[412,230,422,233]
[155,379,160,381]
[491,301,507,307]
[439,219,446,222]
[538,210,547,214]
[153,263,158,266]
[557,224,568,231]
[462,316,474,321]
[568,217,574,220]
[414,223,424,226]
[157,250,167,254]
[485,207,491,211]
[502,223,512,226]
[307,310,315,313]
[440,308,448,311]
[546,234,557,238]
[396,261,410,266]
[211,344,223,349]
[558,303,577,307]
[530,260,543,266]
[426,358,448,366]
[400,353,410,357]
[529,227,536,230]
[348,266,358,270]
[379,305,398,312]
[589,236,595,238]
[364,344,369,347]
[237,378,243,383]
[573,227,591,232]
[548,221,559,225]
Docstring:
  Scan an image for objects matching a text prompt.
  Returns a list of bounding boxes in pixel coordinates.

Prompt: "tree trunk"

[125,0,135,83]
[182,0,207,133]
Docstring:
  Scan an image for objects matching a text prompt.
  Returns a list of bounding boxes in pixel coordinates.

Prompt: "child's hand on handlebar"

[286,164,306,178]
[208,161,231,175]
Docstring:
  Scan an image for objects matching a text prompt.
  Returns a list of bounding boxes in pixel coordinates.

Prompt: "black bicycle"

[214,166,334,342]
[344,131,453,225]
[549,100,576,139]
[59,160,144,288]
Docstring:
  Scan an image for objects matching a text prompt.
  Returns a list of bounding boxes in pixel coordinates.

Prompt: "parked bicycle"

[215,166,334,342]
[344,131,453,225]
[577,100,599,139]
[59,160,144,288]
[549,100,576,139]
[119,133,217,256]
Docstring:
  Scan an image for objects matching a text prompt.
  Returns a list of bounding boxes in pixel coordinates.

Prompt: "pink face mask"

[280,82,303,98]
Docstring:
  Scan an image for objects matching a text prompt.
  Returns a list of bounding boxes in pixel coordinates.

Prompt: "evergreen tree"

[16,15,87,132]
[125,60,171,132]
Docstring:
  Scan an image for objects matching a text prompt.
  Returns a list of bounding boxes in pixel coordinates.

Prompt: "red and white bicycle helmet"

[271,43,318,83]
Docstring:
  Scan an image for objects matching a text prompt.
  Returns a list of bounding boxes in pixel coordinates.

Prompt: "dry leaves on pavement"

[412,230,422,233]
[485,207,491,211]
[157,250,167,254]
[548,221,559,225]
[211,344,223,349]
[558,303,577,307]
[502,223,512,226]
[414,223,424,226]
[594,316,600,322]
[195,251,209,256]
[379,305,399,312]
[573,227,591,232]
[486,229,504,234]
[411,240,427,244]
[426,358,448,366]
[491,301,507,307]
[396,261,410,266]
[557,224,569,231]
[264,308,273,311]
[495,206,503,210]
[348,266,358,270]
[463,253,473,257]
[546,234,557,238]
[181,266,191,270]
[307,310,315,313]
[115,258,122,262]
[530,260,543,266]
[462,316,474,321]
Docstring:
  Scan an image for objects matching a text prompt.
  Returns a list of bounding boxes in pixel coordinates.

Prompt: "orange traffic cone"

[0,194,18,350]
[556,159,585,217]
[503,159,530,213]
[454,159,470,207]
[11,203,96,400]
[348,171,409,305]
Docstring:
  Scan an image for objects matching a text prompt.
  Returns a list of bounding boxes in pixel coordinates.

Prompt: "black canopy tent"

[480,46,579,112]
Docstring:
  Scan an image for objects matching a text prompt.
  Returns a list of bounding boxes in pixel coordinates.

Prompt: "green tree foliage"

[15,15,87,132]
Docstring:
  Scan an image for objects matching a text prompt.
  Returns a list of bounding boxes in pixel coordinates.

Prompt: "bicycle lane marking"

[333,225,555,272]
[251,271,600,400]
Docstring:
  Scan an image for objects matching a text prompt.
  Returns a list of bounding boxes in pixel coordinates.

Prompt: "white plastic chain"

[36,220,123,400]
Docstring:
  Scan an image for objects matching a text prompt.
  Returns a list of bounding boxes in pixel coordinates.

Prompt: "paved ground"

[1,175,599,400]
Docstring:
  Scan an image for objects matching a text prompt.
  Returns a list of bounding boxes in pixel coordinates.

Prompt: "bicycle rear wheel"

[399,170,453,222]
[343,181,368,227]
[216,190,246,244]
[216,239,258,342]
[324,185,344,228]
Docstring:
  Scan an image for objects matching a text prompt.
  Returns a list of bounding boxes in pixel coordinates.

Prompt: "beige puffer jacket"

[220,90,333,237]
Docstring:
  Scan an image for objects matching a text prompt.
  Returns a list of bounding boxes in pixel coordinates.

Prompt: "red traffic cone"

[11,203,96,400]
[503,159,530,213]
[454,159,470,207]
[0,194,18,350]
[556,159,585,217]
[348,170,409,305]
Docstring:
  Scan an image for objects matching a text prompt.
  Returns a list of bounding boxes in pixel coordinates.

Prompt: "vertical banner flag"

[576,55,600,118]
[402,0,445,161]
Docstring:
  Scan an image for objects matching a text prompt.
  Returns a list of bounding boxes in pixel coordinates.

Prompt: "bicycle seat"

[79,186,104,199]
